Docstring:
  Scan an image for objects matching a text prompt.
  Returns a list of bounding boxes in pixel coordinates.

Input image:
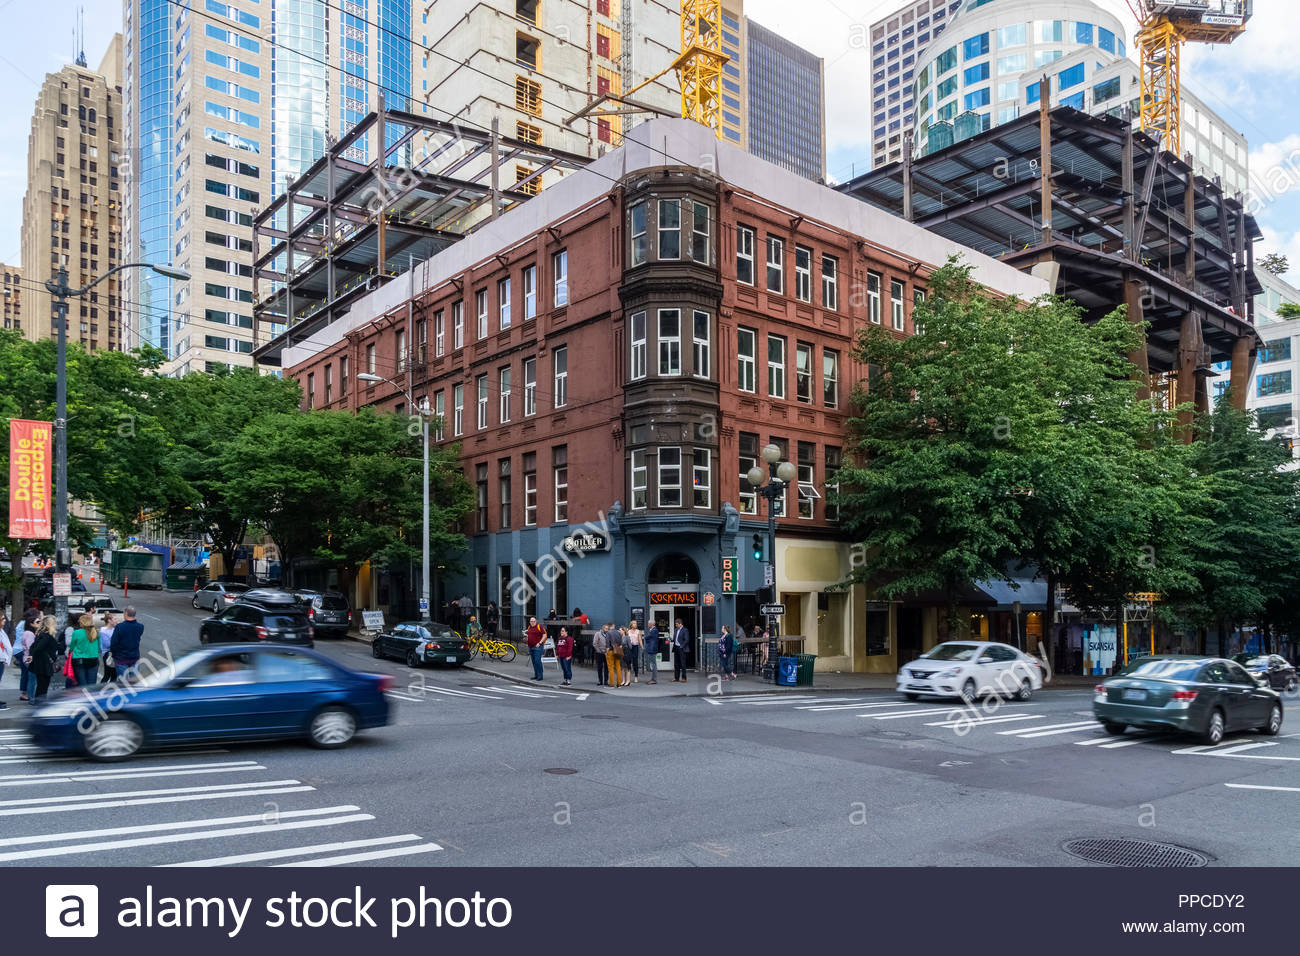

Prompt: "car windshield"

[1237,656,1268,667]
[921,643,979,661]
[133,651,209,688]
[320,593,348,609]
[1119,659,1204,681]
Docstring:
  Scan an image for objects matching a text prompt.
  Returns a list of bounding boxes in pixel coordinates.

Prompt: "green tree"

[1276,303,1300,318]
[1259,252,1290,276]
[833,261,1196,641]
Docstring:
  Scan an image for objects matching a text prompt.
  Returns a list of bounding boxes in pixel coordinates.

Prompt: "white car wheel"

[308,707,356,749]
[83,717,143,761]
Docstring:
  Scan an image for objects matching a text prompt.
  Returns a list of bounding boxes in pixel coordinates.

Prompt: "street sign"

[52,572,71,597]
[419,597,429,612]
[361,610,385,630]
[764,565,774,586]
[760,603,785,616]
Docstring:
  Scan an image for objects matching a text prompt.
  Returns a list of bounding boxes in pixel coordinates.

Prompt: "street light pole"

[43,261,189,625]
[358,372,431,622]
[747,443,797,684]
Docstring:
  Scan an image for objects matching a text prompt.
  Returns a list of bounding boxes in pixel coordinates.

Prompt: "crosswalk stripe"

[0,760,264,787]
[872,706,1014,720]
[275,842,443,866]
[1169,739,1252,755]
[1225,783,1300,793]
[163,834,424,867]
[796,701,896,712]
[1074,735,1118,746]
[1003,721,1099,738]
[0,783,313,817]
[1211,742,1278,756]
[926,714,1043,728]
[476,686,544,698]
[1098,736,1165,749]
[714,694,821,704]
[0,812,374,864]
[0,777,302,809]
[386,691,423,702]
[421,685,502,700]
[0,805,361,849]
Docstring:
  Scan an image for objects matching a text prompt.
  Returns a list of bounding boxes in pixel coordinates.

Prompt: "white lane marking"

[164,834,424,867]
[0,783,313,817]
[926,714,1044,728]
[0,778,302,809]
[275,842,443,867]
[0,760,264,787]
[475,686,544,699]
[1099,736,1168,749]
[1004,721,1100,738]
[475,685,579,699]
[871,706,1018,720]
[1169,738,1255,755]
[702,698,722,706]
[1074,735,1121,746]
[713,694,821,704]
[386,691,423,702]
[0,805,361,849]
[420,685,502,700]
[0,813,374,864]
[1211,742,1278,756]
[1225,783,1300,793]
[795,701,888,712]
[574,694,589,701]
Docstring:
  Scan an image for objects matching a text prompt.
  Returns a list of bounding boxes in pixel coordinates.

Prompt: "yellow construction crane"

[565,1,728,139]
[1127,1,1251,157]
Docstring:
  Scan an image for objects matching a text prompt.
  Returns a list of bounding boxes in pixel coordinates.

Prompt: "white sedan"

[897,641,1045,703]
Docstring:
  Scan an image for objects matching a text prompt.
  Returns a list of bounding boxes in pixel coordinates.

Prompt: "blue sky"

[2,0,1298,284]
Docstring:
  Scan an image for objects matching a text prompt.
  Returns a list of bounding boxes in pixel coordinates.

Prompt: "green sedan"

[1093,655,1283,745]
[371,621,471,668]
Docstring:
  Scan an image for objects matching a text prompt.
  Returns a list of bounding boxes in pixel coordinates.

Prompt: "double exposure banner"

[8,418,52,539]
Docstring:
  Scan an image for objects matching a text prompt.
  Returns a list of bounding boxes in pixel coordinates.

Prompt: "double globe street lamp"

[44,262,190,626]
[356,372,433,623]
[746,443,797,682]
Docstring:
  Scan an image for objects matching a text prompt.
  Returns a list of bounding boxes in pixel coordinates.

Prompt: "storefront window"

[866,603,890,656]
[818,592,847,658]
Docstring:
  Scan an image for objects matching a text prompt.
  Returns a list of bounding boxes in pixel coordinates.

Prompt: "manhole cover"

[580,714,620,720]
[544,768,578,775]
[1063,838,1209,868]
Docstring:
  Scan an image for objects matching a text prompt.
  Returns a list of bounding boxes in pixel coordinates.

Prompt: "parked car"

[34,576,87,611]
[192,581,250,612]
[1232,653,1298,693]
[897,640,1044,702]
[199,589,313,647]
[371,621,470,668]
[28,644,392,760]
[66,594,123,626]
[290,588,352,638]
[1093,655,1283,744]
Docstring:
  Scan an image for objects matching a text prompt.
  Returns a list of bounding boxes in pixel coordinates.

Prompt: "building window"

[499,459,512,529]
[340,355,349,396]
[658,199,681,259]
[692,448,711,509]
[553,345,568,407]
[433,311,444,356]
[824,446,841,521]
[453,301,464,349]
[794,245,812,302]
[1258,371,1293,397]
[868,272,882,324]
[737,225,755,284]
[498,277,512,330]
[766,236,784,293]
[693,310,710,379]
[522,264,537,320]
[453,383,464,435]
[323,365,333,404]
[768,334,787,399]
[659,308,681,376]
[691,201,711,264]
[821,254,839,311]
[434,391,445,441]
[630,310,647,380]
[476,373,488,429]
[553,445,568,522]
[476,289,488,339]
[366,343,376,374]
[1261,338,1292,363]
[306,372,314,409]
[658,447,682,507]
[630,202,647,266]
[891,279,905,330]
[523,357,537,416]
[499,366,513,423]
[476,464,489,531]
[553,249,568,307]
[823,349,840,408]
[796,442,818,519]
[738,432,758,514]
[523,452,537,527]
[396,330,407,367]
[737,327,757,393]
[795,342,813,403]
[631,449,648,510]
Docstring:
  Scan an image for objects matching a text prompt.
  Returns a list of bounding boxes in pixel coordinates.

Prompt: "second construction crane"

[1128,1,1251,156]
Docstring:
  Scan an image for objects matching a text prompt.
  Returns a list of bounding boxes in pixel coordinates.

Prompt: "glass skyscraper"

[745,20,826,182]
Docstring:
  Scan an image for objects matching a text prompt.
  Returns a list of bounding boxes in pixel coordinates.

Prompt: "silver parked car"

[191,581,250,612]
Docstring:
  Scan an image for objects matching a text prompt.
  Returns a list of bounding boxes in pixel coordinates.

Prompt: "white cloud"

[1246,134,1300,212]
[1255,225,1300,286]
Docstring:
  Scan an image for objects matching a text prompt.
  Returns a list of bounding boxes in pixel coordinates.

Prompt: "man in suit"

[672,617,690,682]
[643,619,660,685]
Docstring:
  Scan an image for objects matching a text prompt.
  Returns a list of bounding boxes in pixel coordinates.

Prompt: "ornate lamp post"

[747,443,797,682]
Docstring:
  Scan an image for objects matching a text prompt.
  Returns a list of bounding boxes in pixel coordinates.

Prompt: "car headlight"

[38,700,90,718]
[937,667,962,679]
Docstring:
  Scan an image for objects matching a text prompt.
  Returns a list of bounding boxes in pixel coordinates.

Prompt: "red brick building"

[279,119,1045,673]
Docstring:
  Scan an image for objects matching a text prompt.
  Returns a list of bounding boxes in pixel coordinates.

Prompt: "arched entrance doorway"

[648,553,700,672]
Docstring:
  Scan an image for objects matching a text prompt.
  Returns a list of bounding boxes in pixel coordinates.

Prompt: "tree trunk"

[1043,569,1056,672]
[7,549,24,622]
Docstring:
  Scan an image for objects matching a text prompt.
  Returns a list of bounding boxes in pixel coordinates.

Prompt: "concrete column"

[1228,334,1253,411]
[1123,277,1150,401]
[1177,312,1201,440]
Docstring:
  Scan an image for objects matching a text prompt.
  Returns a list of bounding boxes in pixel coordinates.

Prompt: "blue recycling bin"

[777,656,798,686]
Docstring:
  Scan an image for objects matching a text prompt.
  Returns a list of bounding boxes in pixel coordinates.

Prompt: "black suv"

[199,588,313,647]
[290,588,352,638]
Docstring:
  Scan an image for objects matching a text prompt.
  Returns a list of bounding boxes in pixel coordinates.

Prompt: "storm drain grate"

[580,714,620,720]
[1063,838,1209,868]
[544,768,578,775]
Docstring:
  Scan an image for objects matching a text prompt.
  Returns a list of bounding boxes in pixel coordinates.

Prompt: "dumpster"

[166,561,206,591]
[106,549,165,589]
[777,656,798,686]
[795,653,817,687]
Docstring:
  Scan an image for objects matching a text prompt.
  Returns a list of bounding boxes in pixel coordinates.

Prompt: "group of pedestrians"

[0,606,144,704]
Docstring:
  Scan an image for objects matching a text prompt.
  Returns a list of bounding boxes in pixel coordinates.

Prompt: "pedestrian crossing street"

[703,694,1300,761]
[385,682,589,704]
[0,726,443,867]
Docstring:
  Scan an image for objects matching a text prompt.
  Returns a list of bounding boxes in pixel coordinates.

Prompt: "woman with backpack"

[68,613,101,688]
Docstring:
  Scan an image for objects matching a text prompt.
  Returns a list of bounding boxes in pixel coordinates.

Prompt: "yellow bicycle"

[466,633,517,662]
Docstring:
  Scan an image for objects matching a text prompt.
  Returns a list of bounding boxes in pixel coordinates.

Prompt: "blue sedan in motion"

[28,644,393,760]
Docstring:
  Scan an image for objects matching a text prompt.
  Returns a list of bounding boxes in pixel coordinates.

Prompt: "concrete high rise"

[868,0,965,169]
[745,19,825,181]
[19,37,124,351]
[1,265,22,334]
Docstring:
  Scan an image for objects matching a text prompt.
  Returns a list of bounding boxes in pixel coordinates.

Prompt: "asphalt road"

[1,578,1298,867]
